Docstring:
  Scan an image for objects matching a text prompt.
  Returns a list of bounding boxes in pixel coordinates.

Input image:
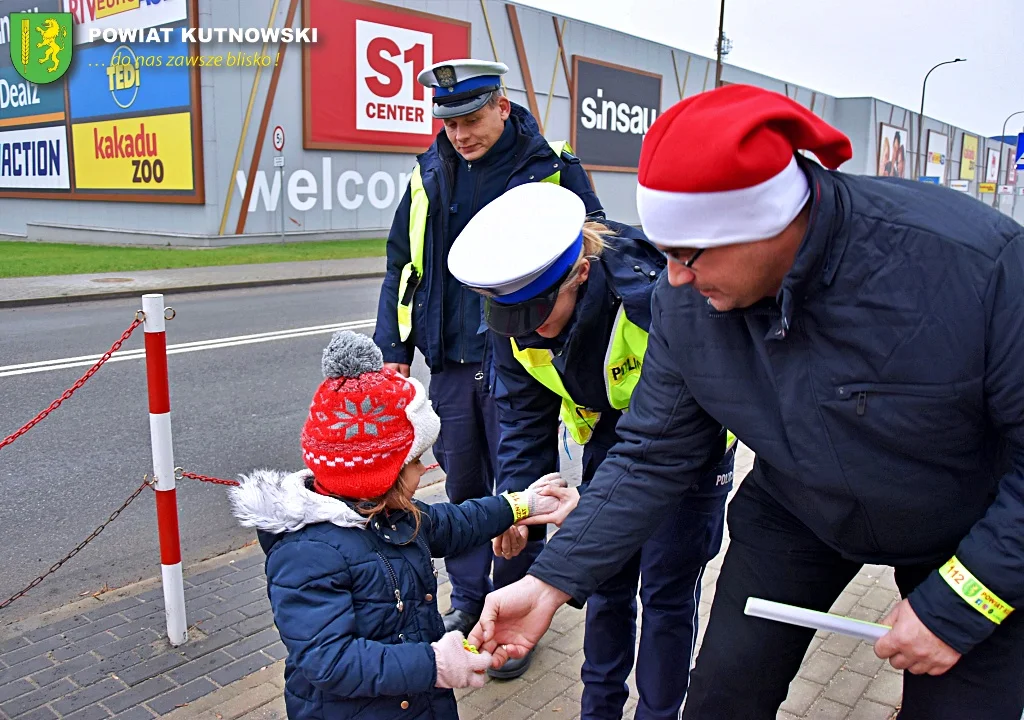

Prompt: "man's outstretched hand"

[467,576,572,668]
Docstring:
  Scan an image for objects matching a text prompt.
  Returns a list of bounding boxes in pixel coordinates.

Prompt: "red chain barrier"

[0,475,155,611]
[175,463,441,489]
[1,315,145,452]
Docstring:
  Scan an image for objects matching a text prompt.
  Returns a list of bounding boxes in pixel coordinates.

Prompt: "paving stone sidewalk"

[0,447,912,719]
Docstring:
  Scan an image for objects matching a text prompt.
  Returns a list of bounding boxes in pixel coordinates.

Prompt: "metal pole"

[917,59,966,180]
[279,164,285,244]
[142,294,188,647]
[714,0,726,89]
[995,111,1024,208]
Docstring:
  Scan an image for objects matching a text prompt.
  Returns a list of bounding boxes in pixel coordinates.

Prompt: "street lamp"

[993,110,1024,207]
[916,58,966,180]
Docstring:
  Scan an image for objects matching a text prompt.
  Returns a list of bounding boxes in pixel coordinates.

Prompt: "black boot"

[487,649,534,680]
[442,608,479,636]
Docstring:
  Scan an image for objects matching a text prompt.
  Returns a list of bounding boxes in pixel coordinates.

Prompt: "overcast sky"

[516,0,1023,138]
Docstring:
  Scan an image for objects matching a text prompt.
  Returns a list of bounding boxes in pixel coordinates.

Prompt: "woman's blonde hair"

[563,221,613,287]
[352,464,423,542]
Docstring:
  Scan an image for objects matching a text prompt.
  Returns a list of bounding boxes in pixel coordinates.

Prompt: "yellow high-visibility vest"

[511,304,647,445]
[396,141,573,342]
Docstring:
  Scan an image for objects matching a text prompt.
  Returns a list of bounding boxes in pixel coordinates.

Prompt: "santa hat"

[300,331,439,499]
[636,84,853,248]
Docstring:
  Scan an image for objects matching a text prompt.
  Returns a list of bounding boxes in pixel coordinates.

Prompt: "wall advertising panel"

[924,130,947,184]
[71,110,192,189]
[571,56,661,172]
[0,65,65,126]
[959,134,977,181]
[985,147,999,184]
[0,0,203,202]
[877,123,907,178]
[67,28,190,120]
[0,123,70,188]
[303,0,471,152]
[62,0,187,45]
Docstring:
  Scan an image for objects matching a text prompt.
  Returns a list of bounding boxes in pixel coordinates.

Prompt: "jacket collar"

[775,158,852,331]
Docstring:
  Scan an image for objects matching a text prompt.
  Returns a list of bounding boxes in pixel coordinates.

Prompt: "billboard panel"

[62,0,187,45]
[877,123,907,178]
[0,64,65,126]
[71,110,193,189]
[571,56,661,172]
[302,0,471,152]
[924,130,947,184]
[67,29,190,120]
[959,134,977,180]
[984,147,999,184]
[0,123,70,188]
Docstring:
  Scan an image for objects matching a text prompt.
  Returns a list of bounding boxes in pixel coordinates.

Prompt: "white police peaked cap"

[448,183,586,301]
[417,59,509,119]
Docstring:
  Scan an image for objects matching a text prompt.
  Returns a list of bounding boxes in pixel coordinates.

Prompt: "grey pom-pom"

[321,331,383,379]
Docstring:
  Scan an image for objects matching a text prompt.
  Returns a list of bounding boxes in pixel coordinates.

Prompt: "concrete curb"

[0,270,387,309]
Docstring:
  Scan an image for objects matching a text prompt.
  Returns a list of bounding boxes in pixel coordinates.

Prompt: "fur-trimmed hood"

[228,468,368,534]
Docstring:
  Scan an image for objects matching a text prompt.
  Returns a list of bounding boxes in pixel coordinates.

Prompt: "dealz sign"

[302,0,469,152]
[571,56,661,172]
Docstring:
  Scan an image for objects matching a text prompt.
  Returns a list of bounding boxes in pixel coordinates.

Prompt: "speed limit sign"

[273,126,285,152]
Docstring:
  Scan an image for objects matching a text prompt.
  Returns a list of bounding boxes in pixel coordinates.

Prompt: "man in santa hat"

[467,84,1024,718]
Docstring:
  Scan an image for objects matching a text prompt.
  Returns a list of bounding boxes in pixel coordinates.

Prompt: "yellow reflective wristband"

[940,556,1015,625]
[502,492,530,522]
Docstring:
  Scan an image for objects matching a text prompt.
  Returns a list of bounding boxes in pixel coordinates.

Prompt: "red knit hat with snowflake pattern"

[636,84,853,248]
[300,331,440,499]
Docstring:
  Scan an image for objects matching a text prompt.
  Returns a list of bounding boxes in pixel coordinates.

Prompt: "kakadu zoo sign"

[571,56,662,172]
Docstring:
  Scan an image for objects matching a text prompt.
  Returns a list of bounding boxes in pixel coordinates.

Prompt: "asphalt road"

[0,279,442,623]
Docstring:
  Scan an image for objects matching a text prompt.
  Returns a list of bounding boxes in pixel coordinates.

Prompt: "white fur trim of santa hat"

[637,156,810,249]
[401,376,440,468]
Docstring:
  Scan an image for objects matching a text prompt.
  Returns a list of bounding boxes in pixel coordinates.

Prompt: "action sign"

[273,125,284,151]
[303,0,470,152]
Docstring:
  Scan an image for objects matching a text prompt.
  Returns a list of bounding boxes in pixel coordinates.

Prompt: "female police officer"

[447,182,735,719]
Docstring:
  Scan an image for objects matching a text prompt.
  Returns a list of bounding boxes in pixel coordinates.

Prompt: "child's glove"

[432,631,492,689]
[502,474,570,523]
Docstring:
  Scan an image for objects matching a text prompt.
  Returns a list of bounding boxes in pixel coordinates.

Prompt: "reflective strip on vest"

[511,304,648,445]
[397,164,428,342]
[542,140,572,185]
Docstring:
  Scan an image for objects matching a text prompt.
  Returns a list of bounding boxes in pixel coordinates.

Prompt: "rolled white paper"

[744,597,891,643]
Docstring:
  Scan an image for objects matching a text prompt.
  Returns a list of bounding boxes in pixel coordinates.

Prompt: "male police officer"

[469,85,1024,718]
[373,59,602,678]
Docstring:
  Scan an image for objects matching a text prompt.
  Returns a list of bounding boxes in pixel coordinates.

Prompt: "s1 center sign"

[302,0,470,152]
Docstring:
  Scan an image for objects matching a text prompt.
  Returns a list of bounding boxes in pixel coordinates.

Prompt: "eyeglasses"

[661,247,705,269]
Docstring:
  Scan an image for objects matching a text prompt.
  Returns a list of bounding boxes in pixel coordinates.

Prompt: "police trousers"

[580,439,734,720]
[682,473,1024,720]
[428,361,542,616]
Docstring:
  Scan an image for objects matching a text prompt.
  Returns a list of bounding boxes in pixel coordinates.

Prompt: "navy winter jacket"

[230,469,515,720]
[373,103,603,373]
[529,158,1024,655]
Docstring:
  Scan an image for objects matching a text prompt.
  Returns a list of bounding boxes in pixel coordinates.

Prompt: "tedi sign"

[571,56,661,172]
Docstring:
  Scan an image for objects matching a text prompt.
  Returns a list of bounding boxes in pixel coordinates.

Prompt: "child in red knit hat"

[229,331,568,720]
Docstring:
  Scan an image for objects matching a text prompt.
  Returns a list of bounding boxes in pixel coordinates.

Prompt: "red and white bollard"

[142,294,188,646]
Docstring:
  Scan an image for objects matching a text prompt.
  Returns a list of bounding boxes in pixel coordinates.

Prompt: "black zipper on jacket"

[375,551,404,613]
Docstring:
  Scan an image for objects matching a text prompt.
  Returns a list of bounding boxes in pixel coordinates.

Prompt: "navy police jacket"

[490,220,665,493]
[374,103,602,373]
[529,157,1024,655]
[230,469,515,720]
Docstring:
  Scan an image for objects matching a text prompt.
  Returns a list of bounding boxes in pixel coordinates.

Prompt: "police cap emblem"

[434,65,457,89]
